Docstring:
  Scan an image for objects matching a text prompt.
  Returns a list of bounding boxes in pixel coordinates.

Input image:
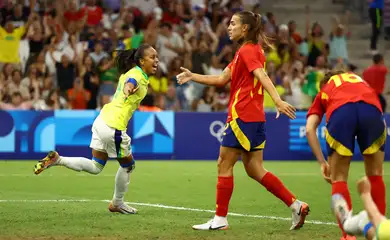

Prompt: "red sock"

[260,172,296,207]
[215,176,234,217]
[368,176,386,215]
[332,181,352,238]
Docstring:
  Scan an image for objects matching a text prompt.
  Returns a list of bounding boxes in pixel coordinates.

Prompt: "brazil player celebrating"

[177,11,309,231]
[332,177,390,240]
[33,44,159,214]
[306,69,386,240]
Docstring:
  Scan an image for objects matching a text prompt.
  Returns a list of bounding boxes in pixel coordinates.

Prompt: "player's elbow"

[216,77,228,86]
[305,124,317,137]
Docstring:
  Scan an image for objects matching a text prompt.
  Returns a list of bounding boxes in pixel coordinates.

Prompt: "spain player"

[177,11,310,231]
[332,177,390,240]
[33,44,159,214]
[306,69,386,240]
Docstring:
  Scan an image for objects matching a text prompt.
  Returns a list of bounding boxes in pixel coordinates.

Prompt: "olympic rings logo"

[209,120,225,142]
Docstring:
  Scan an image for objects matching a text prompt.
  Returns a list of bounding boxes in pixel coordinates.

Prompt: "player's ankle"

[213,215,227,221]
[289,200,299,211]
[112,199,124,207]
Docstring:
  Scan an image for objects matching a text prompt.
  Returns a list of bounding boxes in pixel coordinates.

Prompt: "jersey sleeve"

[307,93,325,119]
[126,77,138,87]
[240,45,264,72]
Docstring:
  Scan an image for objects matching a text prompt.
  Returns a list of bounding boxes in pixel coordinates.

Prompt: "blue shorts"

[221,118,266,152]
[326,102,386,156]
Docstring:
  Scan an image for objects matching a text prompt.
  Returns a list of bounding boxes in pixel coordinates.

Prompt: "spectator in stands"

[368,0,384,55]
[288,20,303,45]
[0,63,14,82]
[67,78,91,110]
[384,0,390,41]
[82,0,103,27]
[98,56,117,100]
[164,83,180,111]
[34,89,68,110]
[363,54,389,112]
[156,22,184,66]
[0,80,39,110]
[89,41,109,64]
[328,13,349,67]
[7,69,30,100]
[0,13,34,68]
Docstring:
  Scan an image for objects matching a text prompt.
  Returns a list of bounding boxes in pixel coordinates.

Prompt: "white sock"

[58,156,103,174]
[112,166,131,206]
[344,210,368,236]
[289,200,299,211]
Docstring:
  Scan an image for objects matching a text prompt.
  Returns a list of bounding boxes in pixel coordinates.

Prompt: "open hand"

[275,100,296,119]
[176,67,193,85]
[357,176,371,195]
[321,163,331,184]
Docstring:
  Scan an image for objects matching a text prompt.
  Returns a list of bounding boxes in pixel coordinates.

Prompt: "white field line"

[0,172,348,177]
[0,199,337,226]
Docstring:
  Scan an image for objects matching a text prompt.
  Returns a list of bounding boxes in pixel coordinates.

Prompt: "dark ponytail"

[115,44,153,74]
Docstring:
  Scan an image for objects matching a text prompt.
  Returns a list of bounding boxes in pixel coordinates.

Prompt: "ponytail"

[115,44,153,74]
[115,49,138,74]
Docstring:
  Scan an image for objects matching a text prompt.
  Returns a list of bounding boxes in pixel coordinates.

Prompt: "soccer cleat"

[290,201,310,230]
[34,151,60,175]
[192,217,229,230]
[108,202,137,214]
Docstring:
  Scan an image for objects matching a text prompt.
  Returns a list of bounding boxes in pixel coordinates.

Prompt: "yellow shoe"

[34,151,60,175]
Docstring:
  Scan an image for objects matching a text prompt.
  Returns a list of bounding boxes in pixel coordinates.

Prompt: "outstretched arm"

[357,177,387,228]
[177,67,231,87]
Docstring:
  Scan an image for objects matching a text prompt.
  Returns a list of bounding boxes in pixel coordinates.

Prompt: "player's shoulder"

[121,67,144,80]
[240,43,262,53]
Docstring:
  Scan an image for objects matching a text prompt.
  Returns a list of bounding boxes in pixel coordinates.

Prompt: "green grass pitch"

[0,160,389,240]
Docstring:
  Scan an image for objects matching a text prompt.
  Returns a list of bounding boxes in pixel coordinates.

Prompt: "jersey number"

[253,77,264,97]
[329,73,364,87]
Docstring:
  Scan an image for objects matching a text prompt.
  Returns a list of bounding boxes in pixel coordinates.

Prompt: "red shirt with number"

[226,43,266,123]
[307,72,382,122]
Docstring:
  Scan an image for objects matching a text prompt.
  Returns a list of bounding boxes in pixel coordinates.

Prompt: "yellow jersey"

[0,26,26,63]
[100,66,149,130]
[376,219,390,240]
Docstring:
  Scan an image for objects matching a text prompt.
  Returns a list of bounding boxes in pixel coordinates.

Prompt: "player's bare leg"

[192,146,240,230]
[242,150,310,230]
[34,149,107,175]
[329,153,356,240]
[108,155,137,214]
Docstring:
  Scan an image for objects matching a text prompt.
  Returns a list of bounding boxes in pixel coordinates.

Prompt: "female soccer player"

[306,69,386,240]
[177,11,310,231]
[33,44,159,214]
[332,177,390,240]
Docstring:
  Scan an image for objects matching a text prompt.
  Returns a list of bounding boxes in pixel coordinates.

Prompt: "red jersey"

[307,72,382,122]
[362,65,388,94]
[226,43,266,123]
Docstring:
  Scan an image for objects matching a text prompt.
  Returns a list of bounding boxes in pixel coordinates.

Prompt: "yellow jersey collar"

[136,66,149,80]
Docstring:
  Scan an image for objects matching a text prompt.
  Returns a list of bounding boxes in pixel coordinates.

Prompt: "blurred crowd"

[0,0,382,112]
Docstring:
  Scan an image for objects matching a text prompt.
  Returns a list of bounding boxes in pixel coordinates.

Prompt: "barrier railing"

[0,110,388,160]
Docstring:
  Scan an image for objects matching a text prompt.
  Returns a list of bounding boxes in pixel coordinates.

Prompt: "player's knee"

[119,157,135,173]
[92,157,106,175]
[217,159,233,176]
